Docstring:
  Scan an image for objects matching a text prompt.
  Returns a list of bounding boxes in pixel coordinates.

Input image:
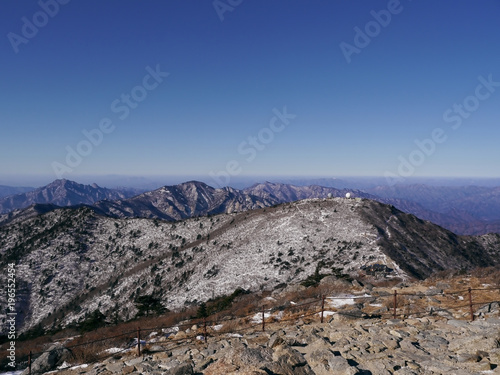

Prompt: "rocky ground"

[15,271,500,375]
[25,313,500,375]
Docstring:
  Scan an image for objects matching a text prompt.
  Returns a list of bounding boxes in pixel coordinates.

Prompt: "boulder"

[282,284,306,294]
[21,343,72,375]
[170,362,194,375]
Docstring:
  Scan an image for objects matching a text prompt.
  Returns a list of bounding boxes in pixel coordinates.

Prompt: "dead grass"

[0,333,54,367]
[217,319,242,334]
[371,278,404,288]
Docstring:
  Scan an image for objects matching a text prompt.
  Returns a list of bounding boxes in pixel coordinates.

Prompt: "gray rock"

[135,362,157,373]
[373,306,389,315]
[420,359,454,373]
[447,319,469,328]
[105,361,124,373]
[171,345,190,357]
[449,335,500,353]
[418,336,449,352]
[393,369,418,375]
[328,355,358,375]
[147,345,165,353]
[362,359,392,375]
[425,288,443,296]
[485,317,500,325]
[436,282,451,290]
[161,362,194,375]
[457,353,481,363]
[307,347,337,368]
[434,308,454,319]
[268,331,285,348]
[21,343,72,375]
[124,356,143,366]
[477,302,500,314]
[376,290,392,297]
[283,284,306,294]
[476,358,493,371]
[231,346,273,369]
[333,308,364,321]
[193,357,214,372]
[267,345,315,375]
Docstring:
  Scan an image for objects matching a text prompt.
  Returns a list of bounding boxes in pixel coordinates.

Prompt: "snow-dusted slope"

[93,181,277,220]
[0,198,498,335]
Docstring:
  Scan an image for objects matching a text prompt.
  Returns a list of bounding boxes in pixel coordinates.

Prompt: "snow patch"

[103,347,125,354]
[327,294,371,308]
[317,311,336,317]
[251,312,272,324]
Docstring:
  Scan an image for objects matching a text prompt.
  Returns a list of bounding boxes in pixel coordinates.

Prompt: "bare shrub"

[371,278,403,288]
[383,294,409,310]
[70,341,110,364]
[216,319,241,335]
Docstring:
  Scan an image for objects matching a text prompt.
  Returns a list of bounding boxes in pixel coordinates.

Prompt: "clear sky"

[1,0,499,187]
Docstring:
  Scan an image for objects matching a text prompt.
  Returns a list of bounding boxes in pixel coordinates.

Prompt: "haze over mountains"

[0,179,140,214]
[0,185,33,199]
[1,179,500,235]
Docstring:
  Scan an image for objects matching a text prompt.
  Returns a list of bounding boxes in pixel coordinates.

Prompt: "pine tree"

[196,302,208,319]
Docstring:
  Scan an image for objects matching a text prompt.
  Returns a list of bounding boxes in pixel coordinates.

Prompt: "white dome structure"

[345,192,351,199]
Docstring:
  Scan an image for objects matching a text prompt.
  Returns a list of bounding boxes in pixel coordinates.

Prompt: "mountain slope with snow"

[1,197,498,335]
[93,181,278,220]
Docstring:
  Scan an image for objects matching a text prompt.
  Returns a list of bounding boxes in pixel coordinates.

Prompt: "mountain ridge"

[1,197,499,335]
[1,179,500,235]
[0,179,141,214]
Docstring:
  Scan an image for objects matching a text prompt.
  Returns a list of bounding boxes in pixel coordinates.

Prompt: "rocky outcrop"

[52,316,500,375]
[21,343,72,375]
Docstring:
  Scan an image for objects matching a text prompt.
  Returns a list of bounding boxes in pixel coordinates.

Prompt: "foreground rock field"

[26,314,499,375]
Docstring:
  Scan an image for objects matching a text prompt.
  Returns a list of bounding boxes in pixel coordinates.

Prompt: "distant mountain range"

[0,179,140,214]
[93,181,277,221]
[0,184,33,199]
[1,179,500,235]
[367,184,500,235]
[92,181,375,221]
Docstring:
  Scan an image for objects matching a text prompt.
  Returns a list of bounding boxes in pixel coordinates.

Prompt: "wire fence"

[17,285,500,374]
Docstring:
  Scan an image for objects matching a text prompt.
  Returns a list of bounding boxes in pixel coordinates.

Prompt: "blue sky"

[1,0,499,187]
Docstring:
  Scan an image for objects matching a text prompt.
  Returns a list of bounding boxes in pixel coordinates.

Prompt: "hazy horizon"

[2,174,500,191]
[2,1,499,186]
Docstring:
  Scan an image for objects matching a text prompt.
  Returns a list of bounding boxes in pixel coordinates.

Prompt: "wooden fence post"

[204,317,207,342]
[321,295,325,323]
[393,290,397,319]
[468,287,474,322]
[137,327,141,356]
[262,307,265,332]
